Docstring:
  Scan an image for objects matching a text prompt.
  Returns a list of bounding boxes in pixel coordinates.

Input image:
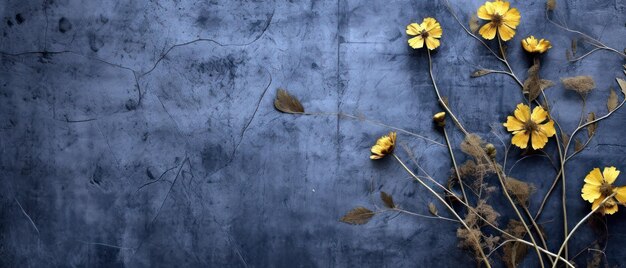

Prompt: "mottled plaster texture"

[1,0,626,267]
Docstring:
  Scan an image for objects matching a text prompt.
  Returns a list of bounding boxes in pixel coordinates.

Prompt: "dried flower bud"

[433,111,446,127]
[485,143,496,158]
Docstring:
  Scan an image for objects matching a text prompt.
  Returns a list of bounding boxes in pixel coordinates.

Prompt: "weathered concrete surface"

[1,0,625,266]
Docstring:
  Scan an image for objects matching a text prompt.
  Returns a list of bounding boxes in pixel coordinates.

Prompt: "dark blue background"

[1,0,625,267]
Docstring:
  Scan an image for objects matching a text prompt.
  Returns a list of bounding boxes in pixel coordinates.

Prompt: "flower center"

[420,30,429,38]
[523,120,538,133]
[600,182,614,197]
[491,14,503,26]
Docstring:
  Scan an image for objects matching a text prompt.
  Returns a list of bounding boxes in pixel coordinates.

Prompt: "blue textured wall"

[1,0,625,267]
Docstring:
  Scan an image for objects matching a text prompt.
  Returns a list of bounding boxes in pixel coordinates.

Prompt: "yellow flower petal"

[477,4,491,20]
[408,36,424,49]
[530,106,548,124]
[591,195,606,211]
[531,130,548,149]
[428,25,443,38]
[581,183,601,202]
[603,199,619,215]
[536,39,552,53]
[479,22,498,40]
[503,116,524,131]
[511,130,529,149]
[614,186,626,204]
[584,168,603,186]
[538,120,556,138]
[406,23,422,36]
[603,166,620,184]
[425,36,441,50]
[370,132,396,160]
[498,24,516,41]
[483,1,496,16]
[422,17,439,32]
[522,36,552,53]
[492,0,510,15]
[513,103,531,122]
[502,8,521,29]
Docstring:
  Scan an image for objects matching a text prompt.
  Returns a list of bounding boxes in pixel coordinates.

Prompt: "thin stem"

[490,157,546,268]
[394,154,575,268]
[546,10,626,59]
[391,208,460,223]
[299,111,445,146]
[393,154,492,268]
[427,50,469,136]
[551,194,615,268]
[497,36,524,88]
[523,206,554,265]
[443,127,468,203]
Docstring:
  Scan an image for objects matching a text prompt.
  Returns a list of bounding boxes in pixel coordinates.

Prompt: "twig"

[552,194,616,268]
[427,50,469,135]
[393,154,492,268]
[443,127,468,203]
[299,111,445,146]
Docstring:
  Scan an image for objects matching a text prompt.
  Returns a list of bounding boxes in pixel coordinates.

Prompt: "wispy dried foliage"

[461,134,487,159]
[456,227,483,257]
[380,191,396,208]
[274,88,305,114]
[502,220,529,268]
[504,177,534,206]
[340,207,375,225]
[523,62,554,101]
[561,76,596,95]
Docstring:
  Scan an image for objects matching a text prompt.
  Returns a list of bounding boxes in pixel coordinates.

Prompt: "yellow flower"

[521,36,552,53]
[406,18,443,50]
[370,132,397,160]
[581,167,626,215]
[477,0,521,41]
[503,104,555,150]
[433,111,446,127]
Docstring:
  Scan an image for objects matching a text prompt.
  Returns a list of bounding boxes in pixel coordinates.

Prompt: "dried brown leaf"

[575,139,584,152]
[503,220,529,268]
[471,69,493,78]
[616,78,626,96]
[469,14,480,33]
[607,88,618,112]
[562,76,596,95]
[561,132,570,145]
[340,207,375,225]
[523,61,553,101]
[505,177,535,206]
[571,39,577,56]
[380,191,395,208]
[587,112,596,137]
[546,0,556,10]
[428,202,438,216]
[274,88,304,114]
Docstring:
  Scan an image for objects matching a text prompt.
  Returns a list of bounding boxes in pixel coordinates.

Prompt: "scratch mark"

[15,197,40,235]
[141,8,275,77]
